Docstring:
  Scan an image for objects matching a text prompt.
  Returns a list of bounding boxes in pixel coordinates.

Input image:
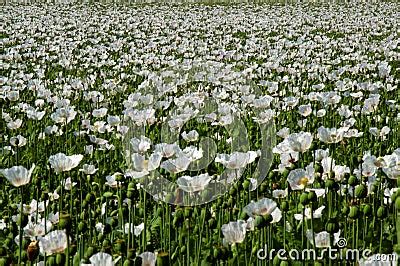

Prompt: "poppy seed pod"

[395,197,400,210]
[355,184,367,198]
[300,193,309,205]
[114,239,126,252]
[348,206,359,219]
[326,221,338,233]
[376,206,386,219]
[84,246,95,258]
[56,254,65,265]
[242,179,250,189]
[46,256,56,266]
[281,201,289,211]
[0,258,8,266]
[325,179,337,190]
[157,251,169,266]
[348,175,358,186]
[27,241,39,261]
[363,204,372,216]
[59,213,71,231]
[308,191,317,201]
[123,259,133,266]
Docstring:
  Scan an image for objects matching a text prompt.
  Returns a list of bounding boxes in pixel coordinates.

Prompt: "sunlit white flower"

[49,153,83,173]
[0,164,35,187]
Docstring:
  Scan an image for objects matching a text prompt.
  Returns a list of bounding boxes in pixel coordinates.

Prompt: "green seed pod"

[308,191,317,201]
[56,254,65,265]
[59,213,71,232]
[348,206,359,219]
[341,206,349,215]
[46,256,56,266]
[281,169,289,178]
[184,207,191,218]
[123,259,133,266]
[395,197,400,210]
[78,221,87,233]
[180,245,186,254]
[300,193,309,205]
[314,262,323,266]
[355,184,367,199]
[376,206,386,219]
[239,211,249,220]
[242,180,250,190]
[86,192,96,203]
[103,239,112,248]
[326,221,338,233]
[127,249,136,259]
[363,204,372,216]
[280,261,289,266]
[255,215,265,228]
[281,201,289,212]
[325,179,337,190]
[0,246,6,256]
[208,218,216,229]
[370,184,378,193]
[272,254,280,265]
[73,254,81,265]
[348,176,358,186]
[114,239,126,252]
[0,258,8,266]
[314,164,322,173]
[157,251,169,266]
[84,246,95,258]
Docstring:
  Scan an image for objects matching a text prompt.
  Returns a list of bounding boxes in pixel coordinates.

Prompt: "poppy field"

[0,1,399,265]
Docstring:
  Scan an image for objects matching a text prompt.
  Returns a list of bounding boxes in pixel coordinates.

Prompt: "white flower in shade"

[317,126,348,143]
[272,188,288,199]
[0,164,35,187]
[286,132,313,153]
[130,136,152,154]
[38,230,68,255]
[0,219,6,230]
[294,206,325,221]
[181,130,199,142]
[287,163,315,190]
[215,151,260,169]
[221,220,247,246]
[79,164,98,175]
[64,177,77,190]
[24,218,52,240]
[243,198,278,218]
[89,252,116,266]
[139,251,156,266]
[10,135,27,147]
[298,104,312,117]
[177,173,212,192]
[276,127,290,138]
[106,173,122,188]
[48,153,83,173]
[124,223,144,236]
[95,223,104,234]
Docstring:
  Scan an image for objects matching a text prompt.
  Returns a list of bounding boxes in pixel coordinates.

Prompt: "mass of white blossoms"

[0,1,399,265]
